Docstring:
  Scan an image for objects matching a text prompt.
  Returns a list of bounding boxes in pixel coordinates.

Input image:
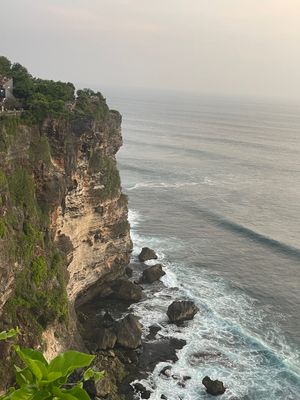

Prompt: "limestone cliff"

[0,93,132,384]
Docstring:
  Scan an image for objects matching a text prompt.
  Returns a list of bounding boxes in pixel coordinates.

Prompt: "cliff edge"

[0,57,132,387]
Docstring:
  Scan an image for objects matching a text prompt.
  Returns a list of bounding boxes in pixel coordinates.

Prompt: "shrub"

[0,329,103,400]
[8,169,37,216]
[31,256,48,286]
[89,151,120,198]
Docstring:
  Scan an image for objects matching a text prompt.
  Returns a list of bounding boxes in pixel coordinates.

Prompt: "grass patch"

[0,115,21,136]
[89,151,120,199]
[29,135,51,165]
[8,168,37,217]
[3,167,69,337]
[0,218,6,239]
[31,256,48,286]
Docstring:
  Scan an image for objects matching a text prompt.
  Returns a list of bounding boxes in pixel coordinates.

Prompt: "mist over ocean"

[106,89,300,399]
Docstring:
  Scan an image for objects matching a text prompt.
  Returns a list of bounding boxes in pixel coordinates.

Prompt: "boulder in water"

[140,264,166,283]
[132,382,152,399]
[202,376,226,396]
[115,314,142,349]
[159,365,172,378]
[167,300,199,323]
[138,247,158,262]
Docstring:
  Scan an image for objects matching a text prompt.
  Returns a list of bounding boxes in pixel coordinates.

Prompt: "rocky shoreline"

[77,248,225,400]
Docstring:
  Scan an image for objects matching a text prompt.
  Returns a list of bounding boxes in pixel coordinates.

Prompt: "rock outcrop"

[115,314,142,349]
[111,279,143,303]
[167,300,199,323]
[139,264,165,284]
[138,247,158,262]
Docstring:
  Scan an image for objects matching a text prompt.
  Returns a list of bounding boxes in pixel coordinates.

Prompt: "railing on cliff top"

[0,109,22,116]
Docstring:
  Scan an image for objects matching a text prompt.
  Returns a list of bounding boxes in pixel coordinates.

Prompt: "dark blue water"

[105,89,300,399]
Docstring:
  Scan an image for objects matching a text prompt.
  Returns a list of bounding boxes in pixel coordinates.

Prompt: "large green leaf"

[15,347,48,366]
[15,366,33,386]
[65,386,91,400]
[15,347,48,381]
[48,351,94,377]
[8,386,35,400]
[27,359,48,381]
[43,371,63,383]
[51,387,79,400]
[31,389,52,400]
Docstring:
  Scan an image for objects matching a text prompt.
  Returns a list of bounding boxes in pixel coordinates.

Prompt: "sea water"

[105,89,300,399]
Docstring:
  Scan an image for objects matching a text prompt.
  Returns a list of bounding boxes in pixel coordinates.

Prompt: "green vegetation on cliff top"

[0,55,109,122]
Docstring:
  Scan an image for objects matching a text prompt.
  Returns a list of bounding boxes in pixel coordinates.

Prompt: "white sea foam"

[126,176,237,192]
[129,210,300,400]
[128,209,142,228]
[127,181,199,191]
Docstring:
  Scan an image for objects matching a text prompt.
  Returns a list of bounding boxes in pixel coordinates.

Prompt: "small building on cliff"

[0,76,15,111]
[0,76,14,100]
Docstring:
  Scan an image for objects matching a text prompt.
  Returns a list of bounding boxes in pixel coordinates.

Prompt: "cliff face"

[0,105,132,372]
[52,114,131,304]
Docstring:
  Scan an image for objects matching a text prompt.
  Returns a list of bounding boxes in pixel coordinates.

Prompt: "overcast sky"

[1,0,300,100]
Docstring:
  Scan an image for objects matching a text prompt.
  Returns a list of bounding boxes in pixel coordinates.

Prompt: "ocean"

[105,88,300,400]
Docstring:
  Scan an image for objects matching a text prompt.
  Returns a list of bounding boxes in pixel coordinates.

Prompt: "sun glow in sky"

[2,0,300,99]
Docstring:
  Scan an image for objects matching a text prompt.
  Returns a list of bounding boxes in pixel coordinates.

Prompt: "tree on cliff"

[0,56,11,76]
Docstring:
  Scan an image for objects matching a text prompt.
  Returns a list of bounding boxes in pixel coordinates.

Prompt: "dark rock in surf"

[159,365,172,378]
[139,338,186,373]
[115,314,142,349]
[202,376,226,396]
[161,396,168,400]
[146,324,162,340]
[138,247,158,262]
[140,264,165,283]
[132,382,152,399]
[167,300,199,323]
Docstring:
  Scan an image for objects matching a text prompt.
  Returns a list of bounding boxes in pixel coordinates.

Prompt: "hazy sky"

[1,0,300,99]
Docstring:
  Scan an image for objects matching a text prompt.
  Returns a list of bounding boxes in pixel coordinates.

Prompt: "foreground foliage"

[0,330,103,400]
